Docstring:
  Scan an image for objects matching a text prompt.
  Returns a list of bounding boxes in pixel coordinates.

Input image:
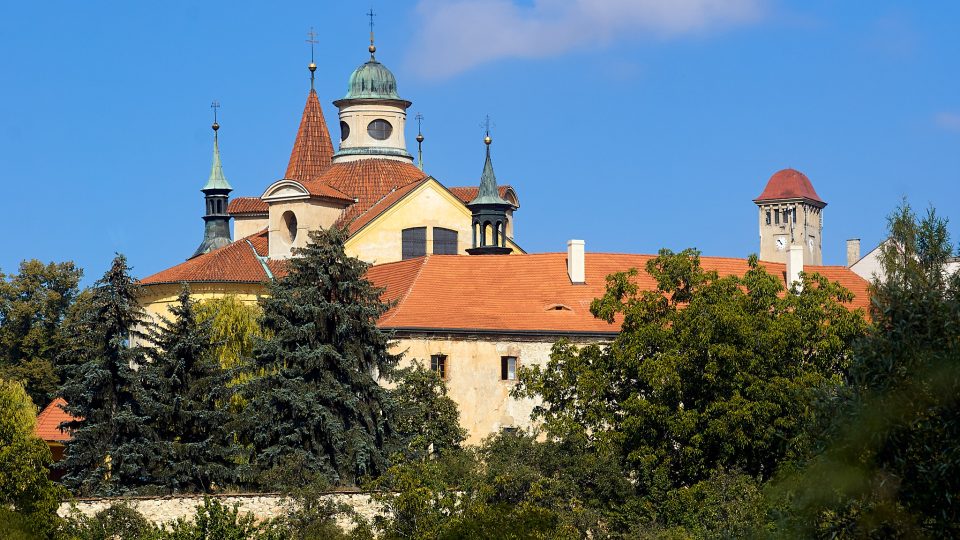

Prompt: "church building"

[139,35,871,443]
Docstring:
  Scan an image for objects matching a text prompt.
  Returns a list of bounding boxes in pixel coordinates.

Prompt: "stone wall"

[58,491,383,530]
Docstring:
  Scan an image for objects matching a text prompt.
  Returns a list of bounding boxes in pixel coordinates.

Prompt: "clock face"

[776,237,786,250]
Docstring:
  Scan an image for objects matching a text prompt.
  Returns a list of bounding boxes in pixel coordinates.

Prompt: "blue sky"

[1,1,957,284]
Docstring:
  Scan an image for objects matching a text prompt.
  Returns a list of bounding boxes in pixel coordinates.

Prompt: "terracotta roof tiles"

[34,398,75,442]
[140,230,271,285]
[755,168,825,204]
[284,89,335,183]
[366,253,870,334]
[227,197,268,215]
[448,185,514,205]
[311,159,428,228]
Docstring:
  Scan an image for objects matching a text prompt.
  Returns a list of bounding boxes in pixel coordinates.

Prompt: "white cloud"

[407,0,765,78]
[935,112,960,132]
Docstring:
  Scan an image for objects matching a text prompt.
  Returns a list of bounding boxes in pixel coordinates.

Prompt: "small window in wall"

[402,227,427,260]
[367,119,393,141]
[340,121,350,142]
[774,209,780,224]
[501,356,517,381]
[282,211,298,244]
[430,354,447,380]
[433,227,458,255]
[765,211,771,225]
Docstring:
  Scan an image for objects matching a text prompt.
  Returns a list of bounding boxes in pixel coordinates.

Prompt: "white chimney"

[567,239,585,284]
[786,244,804,292]
[846,238,861,267]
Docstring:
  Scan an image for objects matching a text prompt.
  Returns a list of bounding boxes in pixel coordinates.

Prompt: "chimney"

[846,238,861,267]
[786,244,804,291]
[567,240,585,284]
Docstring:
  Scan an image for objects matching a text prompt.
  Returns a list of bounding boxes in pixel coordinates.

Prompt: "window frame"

[367,119,393,141]
[402,227,427,260]
[430,354,447,380]
[433,227,458,255]
[500,356,518,381]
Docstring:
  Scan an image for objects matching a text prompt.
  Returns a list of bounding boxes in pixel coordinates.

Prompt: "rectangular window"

[433,227,458,255]
[402,227,427,260]
[501,356,517,381]
[430,354,447,380]
[765,211,771,225]
[774,209,780,224]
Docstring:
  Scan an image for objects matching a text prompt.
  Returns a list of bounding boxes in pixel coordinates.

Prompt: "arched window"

[282,211,298,244]
[340,121,350,141]
[402,227,427,259]
[433,227,458,255]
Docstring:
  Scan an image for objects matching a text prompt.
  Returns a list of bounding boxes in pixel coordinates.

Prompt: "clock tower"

[754,168,826,265]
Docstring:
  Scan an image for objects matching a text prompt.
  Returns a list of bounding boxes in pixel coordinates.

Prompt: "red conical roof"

[284,89,334,182]
[754,168,825,205]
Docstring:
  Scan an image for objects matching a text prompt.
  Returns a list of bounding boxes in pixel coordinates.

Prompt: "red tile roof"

[367,253,870,335]
[298,180,355,203]
[754,168,825,204]
[304,159,429,228]
[284,89,335,183]
[347,178,429,234]
[227,197,268,215]
[34,398,76,442]
[140,230,272,285]
[448,185,515,205]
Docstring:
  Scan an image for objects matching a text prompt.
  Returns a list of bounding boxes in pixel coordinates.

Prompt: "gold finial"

[211,100,221,132]
[367,8,377,59]
[481,114,493,145]
[306,27,319,88]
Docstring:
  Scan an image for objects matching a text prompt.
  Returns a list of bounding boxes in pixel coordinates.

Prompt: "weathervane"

[415,112,425,170]
[306,27,319,88]
[367,8,377,59]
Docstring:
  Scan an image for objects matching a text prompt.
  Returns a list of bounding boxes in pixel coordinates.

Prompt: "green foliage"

[516,249,866,495]
[0,260,82,405]
[243,228,399,487]
[390,360,467,460]
[194,295,265,372]
[57,254,156,496]
[141,286,240,493]
[776,203,960,538]
[0,379,65,539]
[61,503,160,540]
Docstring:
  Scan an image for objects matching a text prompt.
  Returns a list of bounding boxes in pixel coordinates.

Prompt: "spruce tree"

[57,254,155,495]
[244,228,399,487]
[142,286,239,493]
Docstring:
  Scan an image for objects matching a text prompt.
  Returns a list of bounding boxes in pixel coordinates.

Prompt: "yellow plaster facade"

[390,336,605,444]
[139,283,267,323]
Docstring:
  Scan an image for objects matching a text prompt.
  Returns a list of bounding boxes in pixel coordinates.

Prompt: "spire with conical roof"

[192,105,234,259]
[284,73,335,181]
[467,130,515,255]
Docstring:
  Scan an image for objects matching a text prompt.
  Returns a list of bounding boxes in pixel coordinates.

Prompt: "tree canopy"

[243,227,399,487]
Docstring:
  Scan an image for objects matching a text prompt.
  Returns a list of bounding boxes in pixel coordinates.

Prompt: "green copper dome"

[344,59,402,100]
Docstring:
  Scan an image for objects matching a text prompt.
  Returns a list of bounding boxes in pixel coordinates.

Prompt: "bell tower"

[754,168,826,265]
[467,130,515,255]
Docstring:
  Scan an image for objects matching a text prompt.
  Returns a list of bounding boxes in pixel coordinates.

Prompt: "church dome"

[754,168,825,204]
[344,60,402,100]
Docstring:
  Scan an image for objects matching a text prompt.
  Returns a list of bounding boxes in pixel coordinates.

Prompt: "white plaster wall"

[233,216,267,240]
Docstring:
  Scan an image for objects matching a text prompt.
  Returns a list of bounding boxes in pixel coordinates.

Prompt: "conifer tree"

[57,254,155,495]
[143,286,239,493]
[244,228,399,487]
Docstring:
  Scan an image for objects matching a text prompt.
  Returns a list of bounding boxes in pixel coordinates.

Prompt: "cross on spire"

[415,112,424,134]
[367,8,377,59]
[480,114,494,145]
[306,27,318,63]
[211,100,220,133]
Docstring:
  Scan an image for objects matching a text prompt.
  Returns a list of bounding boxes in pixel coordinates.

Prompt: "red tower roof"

[754,168,825,205]
[284,89,335,182]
